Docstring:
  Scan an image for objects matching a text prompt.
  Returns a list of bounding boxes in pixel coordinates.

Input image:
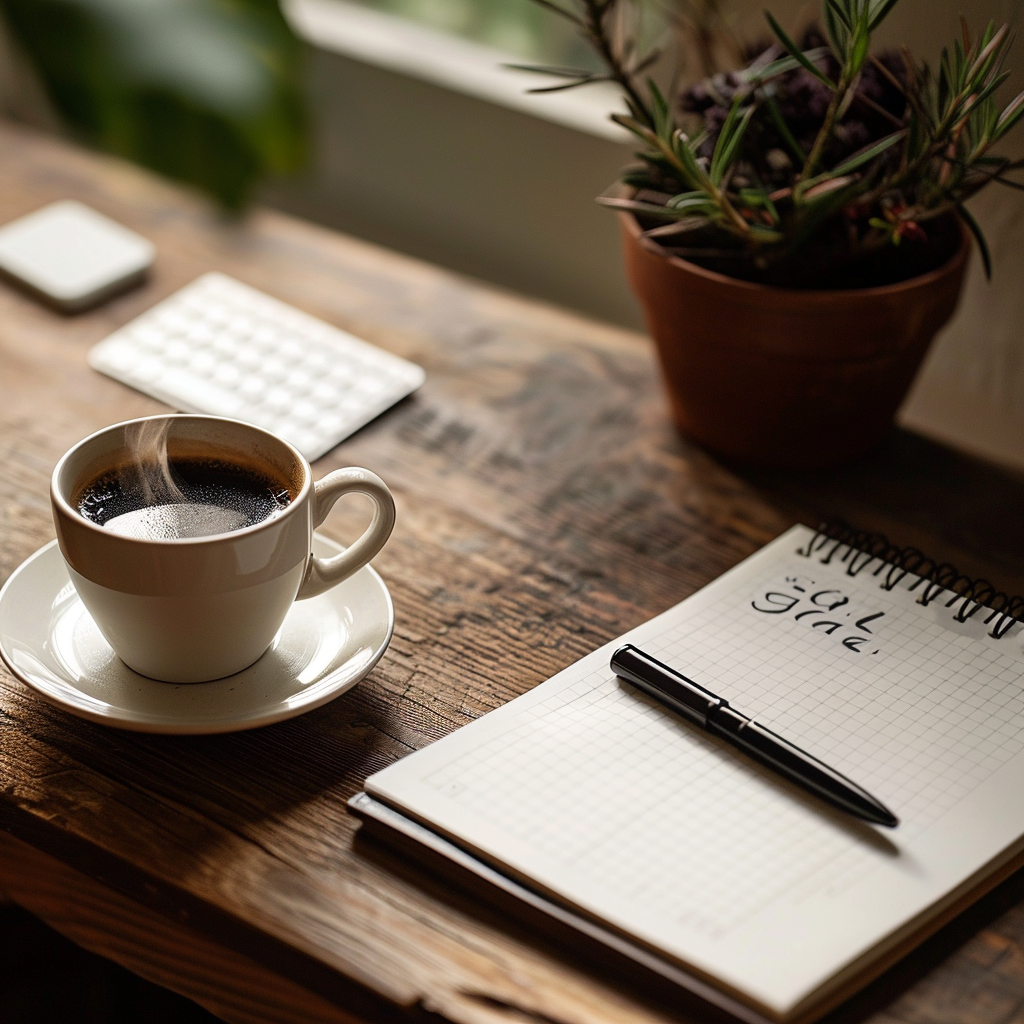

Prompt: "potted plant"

[520,0,1024,467]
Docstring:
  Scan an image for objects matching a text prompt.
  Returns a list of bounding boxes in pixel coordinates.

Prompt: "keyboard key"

[278,338,305,360]
[188,352,217,376]
[260,357,287,380]
[213,363,242,388]
[187,324,216,346]
[165,341,192,364]
[265,387,291,411]
[161,371,245,417]
[238,377,264,400]
[292,400,319,423]
[312,380,340,402]
[286,368,313,392]
[235,346,262,368]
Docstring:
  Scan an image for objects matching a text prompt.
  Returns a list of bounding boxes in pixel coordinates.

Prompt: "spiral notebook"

[350,524,1024,1023]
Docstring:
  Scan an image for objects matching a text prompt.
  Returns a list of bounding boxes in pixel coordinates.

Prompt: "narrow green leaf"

[667,190,707,203]
[764,11,836,88]
[851,26,871,73]
[611,113,649,135]
[711,105,754,183]
[856,1,871,40]
[967,25,1009,88]
[671,130,713,189]
[595,196,697,220]
[964,70,1011,115]
[868,0,901,31]
[665,197,719,214]
[825,0,852,30]
[803,175,855,199]
[964,95,998,157]
[995,88,1024,139]
[829,129,905,177]
[948,67,1010,132]
[526,79,600,94]
[744,48,830,85]
[643,217,715,239]
[647,78,672,136]
[611,113,659,149]
[823,2,847,55]
[710,96,747,179]
[504,63,599,78]
[938,49,951,112]
[616,116,709,194]
[623,96,646,123]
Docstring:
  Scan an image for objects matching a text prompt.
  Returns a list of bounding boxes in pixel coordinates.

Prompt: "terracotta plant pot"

[620,213,970,468]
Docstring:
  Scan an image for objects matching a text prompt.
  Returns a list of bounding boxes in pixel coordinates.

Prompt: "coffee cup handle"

[296,468,396,600]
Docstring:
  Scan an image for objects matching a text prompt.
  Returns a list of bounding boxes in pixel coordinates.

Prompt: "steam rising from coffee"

[76,420,294,540]
[124,418,185,508]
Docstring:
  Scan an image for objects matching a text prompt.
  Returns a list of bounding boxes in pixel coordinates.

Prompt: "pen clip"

[610,645,724,727]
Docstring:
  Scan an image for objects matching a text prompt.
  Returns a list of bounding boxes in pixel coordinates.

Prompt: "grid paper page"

[366,526,1024,1017]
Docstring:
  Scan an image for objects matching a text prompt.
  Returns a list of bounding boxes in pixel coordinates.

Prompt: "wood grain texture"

[0,831,366,1024]
[3,119,1024,1024]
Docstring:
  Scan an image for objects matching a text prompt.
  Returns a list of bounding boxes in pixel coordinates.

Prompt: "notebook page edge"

[350,790,787,1024]
[785,828,1024,1020]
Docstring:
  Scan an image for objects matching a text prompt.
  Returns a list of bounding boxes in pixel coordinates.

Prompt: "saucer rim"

[0,536,394,734]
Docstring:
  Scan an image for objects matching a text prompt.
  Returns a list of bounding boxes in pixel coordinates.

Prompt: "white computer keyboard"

[88,272,425,461]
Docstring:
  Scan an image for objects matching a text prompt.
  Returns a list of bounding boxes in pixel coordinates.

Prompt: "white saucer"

[0,535,394,734]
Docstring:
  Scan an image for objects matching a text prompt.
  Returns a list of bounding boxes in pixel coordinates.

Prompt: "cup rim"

[51,414,313,546]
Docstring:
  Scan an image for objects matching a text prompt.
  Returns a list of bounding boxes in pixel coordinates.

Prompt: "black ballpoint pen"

[610,644,899,828]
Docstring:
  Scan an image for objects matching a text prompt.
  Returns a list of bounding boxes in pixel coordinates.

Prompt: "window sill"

[283,0,628,143]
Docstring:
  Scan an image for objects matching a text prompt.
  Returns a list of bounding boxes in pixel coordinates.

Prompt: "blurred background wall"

[2,0,1023,471]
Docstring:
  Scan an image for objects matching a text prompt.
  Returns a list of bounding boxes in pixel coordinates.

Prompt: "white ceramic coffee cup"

[50,414,396,683]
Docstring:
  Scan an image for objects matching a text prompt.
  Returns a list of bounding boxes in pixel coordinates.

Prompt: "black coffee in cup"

[75,456,294,540]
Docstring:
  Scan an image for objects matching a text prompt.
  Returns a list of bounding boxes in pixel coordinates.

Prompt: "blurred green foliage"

[0,0,307,209]
[353,0,603,68]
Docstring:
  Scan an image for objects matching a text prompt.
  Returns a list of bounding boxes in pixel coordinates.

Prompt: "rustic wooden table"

[3,120,1024,1024]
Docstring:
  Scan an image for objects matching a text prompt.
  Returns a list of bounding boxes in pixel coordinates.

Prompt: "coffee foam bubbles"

[103,503,249,540]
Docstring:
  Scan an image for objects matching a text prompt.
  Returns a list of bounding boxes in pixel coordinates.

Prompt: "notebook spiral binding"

[798,521,1024,640]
